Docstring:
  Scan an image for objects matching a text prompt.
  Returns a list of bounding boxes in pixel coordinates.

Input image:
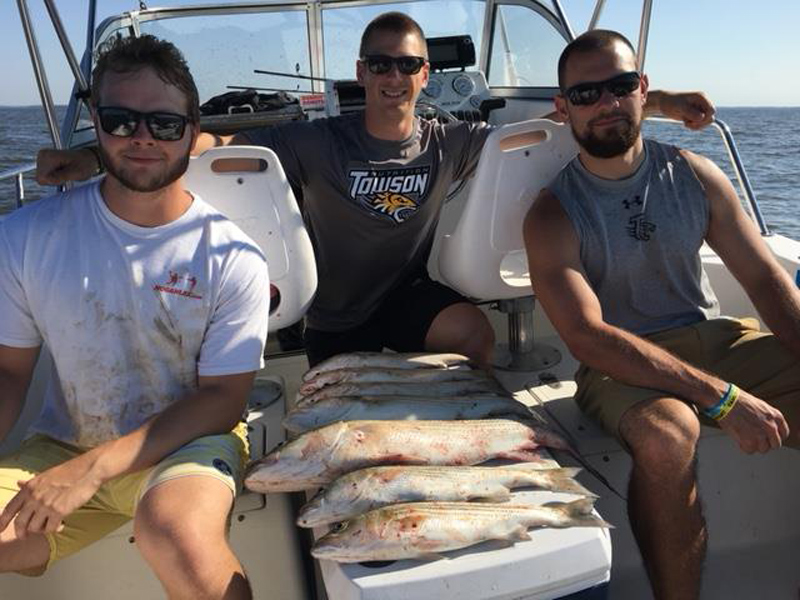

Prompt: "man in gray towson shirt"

[38,13,715,368]
[216,14,712,367]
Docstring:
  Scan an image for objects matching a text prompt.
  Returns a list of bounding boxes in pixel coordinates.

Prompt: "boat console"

[336,35,502,123]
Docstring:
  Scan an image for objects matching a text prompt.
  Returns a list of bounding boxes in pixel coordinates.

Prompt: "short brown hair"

[91,34,200,123]
[557,30,637,91]
[359,12,427,58]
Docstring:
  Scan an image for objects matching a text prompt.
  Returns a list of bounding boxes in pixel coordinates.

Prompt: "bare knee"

[426,303,495,367]
[135,508,218,571]
[621,399,701,474]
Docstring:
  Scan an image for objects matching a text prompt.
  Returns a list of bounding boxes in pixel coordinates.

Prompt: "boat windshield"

[95,0,569,107]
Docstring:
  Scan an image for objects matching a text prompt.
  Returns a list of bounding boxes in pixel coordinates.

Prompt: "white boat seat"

[438,119,577,300]
[184,145,317,331]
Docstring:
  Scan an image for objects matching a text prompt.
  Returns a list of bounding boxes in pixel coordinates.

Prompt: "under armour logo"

[622,195,643,210]
[627,213,656,241]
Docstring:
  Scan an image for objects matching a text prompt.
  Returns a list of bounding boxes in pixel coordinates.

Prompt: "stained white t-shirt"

[0,180,269,448]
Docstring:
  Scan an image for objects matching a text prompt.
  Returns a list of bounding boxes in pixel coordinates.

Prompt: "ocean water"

[1,105,799,237]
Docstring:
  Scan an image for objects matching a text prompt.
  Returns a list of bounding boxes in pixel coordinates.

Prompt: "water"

[1,105,799,237]
[642,107,800,238]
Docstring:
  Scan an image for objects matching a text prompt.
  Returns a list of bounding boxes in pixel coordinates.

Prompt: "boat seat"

[438,118,577,300]
[184,145,317,331]
[437,119,577,369]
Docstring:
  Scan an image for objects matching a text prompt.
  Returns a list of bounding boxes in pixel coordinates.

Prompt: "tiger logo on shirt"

[349,166,431,224]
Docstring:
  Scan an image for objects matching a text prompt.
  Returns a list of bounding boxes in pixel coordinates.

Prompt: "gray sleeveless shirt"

[548,139,719,335]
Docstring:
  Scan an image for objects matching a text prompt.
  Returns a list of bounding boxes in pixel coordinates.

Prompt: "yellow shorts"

[575,317,800,445]
[0,422,249,573]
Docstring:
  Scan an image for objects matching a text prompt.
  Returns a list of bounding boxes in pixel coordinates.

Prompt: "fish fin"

[471,486,512,503]
[417,553,448,561]
[509,526,532,542]
[543,497,596,514]
[546,498,612,528]
[499,449,549,462]
[480,539,516,551]
[503,461,557,472]
[540,469,598,498]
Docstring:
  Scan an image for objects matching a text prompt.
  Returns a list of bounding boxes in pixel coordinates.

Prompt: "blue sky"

[1,0,798,107]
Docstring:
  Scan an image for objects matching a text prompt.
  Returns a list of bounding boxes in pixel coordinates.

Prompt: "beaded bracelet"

[702,382,740,421]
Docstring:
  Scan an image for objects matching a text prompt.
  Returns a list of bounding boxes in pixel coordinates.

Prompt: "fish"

[296,379,505,407]
[302,352,472,382]
[299,367,495,396]
[310,498,611,562]
[297,463,596,528]
[244,419,569,493]
[282,394,533,433]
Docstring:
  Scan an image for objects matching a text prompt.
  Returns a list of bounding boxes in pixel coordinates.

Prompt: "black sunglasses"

[564,72,642,106]
[361,54,427,75]
[96,106,190,141]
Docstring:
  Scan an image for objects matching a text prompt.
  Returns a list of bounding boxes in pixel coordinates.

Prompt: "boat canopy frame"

[4,0,770,235]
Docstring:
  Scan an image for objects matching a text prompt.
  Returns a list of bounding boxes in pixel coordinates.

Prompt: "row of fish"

[243,352,609,562]
[297,463,595,527]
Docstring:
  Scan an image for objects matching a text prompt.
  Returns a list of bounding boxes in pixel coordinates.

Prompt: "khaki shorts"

[575,317,800,444]
[0,422,249,573]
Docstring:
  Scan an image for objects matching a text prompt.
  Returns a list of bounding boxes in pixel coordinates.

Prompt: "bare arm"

[36,131,256,185]
[0,345,40,443]
[694,150,800,355]
[645,90,715,129]
[523,190,787,452]
[0,370,255,537]
[542,89,715,130]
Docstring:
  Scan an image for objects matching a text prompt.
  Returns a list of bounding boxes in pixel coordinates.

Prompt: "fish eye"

[332,521,348,532]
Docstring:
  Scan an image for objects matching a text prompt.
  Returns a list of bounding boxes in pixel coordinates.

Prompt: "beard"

[571,112,641,159]
[98,145,190,193]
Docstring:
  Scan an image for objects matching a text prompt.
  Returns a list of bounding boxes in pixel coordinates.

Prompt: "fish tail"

[556,498,611,528]
[538,468,598,497]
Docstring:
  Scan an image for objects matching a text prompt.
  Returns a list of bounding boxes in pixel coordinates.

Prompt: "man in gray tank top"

[36,15,716,370]
[524,30,800,600]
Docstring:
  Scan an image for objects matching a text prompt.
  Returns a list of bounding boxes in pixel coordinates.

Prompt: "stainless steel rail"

[0,163,37,209]
[16,0,62,150]
[44,0,90,97]
[551,0,575,40]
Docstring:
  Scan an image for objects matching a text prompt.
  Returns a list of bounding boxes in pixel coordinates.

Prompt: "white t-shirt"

[0,180,270,448]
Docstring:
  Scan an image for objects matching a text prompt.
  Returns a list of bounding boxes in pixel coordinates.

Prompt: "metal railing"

[0,163,37,210]
[0,116,772,239]
[647,116,770,236]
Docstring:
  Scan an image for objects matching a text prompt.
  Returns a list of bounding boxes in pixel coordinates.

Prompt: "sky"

[0,0,798,107]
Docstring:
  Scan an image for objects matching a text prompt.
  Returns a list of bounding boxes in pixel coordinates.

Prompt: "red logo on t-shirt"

[153,270,203,299]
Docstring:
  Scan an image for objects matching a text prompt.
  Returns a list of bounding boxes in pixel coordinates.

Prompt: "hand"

[35,148,99,185]
[0,454,103,538]
[716,389,789,454]
[659,91,716,130]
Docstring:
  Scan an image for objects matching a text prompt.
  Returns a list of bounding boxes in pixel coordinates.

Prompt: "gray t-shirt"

[245,112,490,331]
[548,139,720,335]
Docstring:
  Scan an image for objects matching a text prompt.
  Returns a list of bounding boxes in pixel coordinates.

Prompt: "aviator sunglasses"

[361,54,427,75]
[96,106,190,141]
[563,71,642,106]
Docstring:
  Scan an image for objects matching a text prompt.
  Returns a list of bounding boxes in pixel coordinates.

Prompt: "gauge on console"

[469,95,483,109]
[452,74,475,97]
[422,79,443,99]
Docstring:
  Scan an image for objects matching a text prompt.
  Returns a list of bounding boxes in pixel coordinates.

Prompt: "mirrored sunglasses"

[564,72,642,106]
[361,54,427,75]
[96,106,190,141]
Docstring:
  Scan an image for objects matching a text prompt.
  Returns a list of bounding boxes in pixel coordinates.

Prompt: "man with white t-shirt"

[0,36,268,599]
